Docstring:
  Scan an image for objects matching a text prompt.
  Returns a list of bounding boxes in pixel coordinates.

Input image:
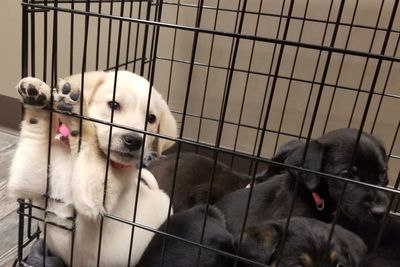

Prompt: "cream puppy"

[8,71,177,266]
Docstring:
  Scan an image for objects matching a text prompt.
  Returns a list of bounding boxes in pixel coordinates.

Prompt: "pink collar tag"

[312,192,325,211]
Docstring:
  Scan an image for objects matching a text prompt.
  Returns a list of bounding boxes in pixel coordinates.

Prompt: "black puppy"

[238,217,367,267]
[137,205,235,267]
[148,153,250,212]
[362,214,400,267]
[216,128,390,240]
[25,239,66,267]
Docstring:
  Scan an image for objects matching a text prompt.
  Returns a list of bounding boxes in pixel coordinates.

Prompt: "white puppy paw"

[54,80,81,114]
[16,77,51,108]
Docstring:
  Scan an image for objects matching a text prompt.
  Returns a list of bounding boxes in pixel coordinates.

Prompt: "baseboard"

[0,95,20,133]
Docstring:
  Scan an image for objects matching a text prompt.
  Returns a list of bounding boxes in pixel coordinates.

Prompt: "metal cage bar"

[17,0,400,266]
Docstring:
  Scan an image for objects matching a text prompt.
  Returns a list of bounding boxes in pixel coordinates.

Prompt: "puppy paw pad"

[55,81,81,113]
[27,85,38,96]
[61,82,71,94]
[16,77,51,107]
[70,91,80,101]
[56,100,73,112]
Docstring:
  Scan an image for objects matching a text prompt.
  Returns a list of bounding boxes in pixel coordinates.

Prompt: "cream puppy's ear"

[157,98,177,157]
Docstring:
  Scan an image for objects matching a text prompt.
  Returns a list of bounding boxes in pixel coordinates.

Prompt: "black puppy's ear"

[285,140,324,191]
[238,222,283,264]
[204,205,227,226]
[335,228,367,267]
[257,139,324,189]
[258,140,305,182]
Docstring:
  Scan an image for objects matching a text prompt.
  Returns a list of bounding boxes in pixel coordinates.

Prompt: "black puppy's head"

[238,217,367,267]
[264,128,389,226]
[320,129,389,224]
[137,205,235,267]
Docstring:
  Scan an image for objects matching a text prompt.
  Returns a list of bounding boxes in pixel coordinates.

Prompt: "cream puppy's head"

[83,71,177,166]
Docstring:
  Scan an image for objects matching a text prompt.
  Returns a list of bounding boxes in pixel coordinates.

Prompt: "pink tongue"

[59,123,132,169]
[312,192,323,206]
[59,123,70,138]
[111,161,132,169]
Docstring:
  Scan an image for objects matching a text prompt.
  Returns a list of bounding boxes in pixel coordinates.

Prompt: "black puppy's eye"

[147,114,156,124]
[351,166,358,174]
[336,263,345,267]
[340,170,353,178]
[107,101,120,111]
[380,174,388,186]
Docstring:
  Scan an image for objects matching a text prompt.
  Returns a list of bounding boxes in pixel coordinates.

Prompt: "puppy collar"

[312,192,325,211]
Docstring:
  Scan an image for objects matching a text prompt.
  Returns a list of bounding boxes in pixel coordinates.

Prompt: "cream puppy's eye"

[147,114,156,123]
[107,101,120,111]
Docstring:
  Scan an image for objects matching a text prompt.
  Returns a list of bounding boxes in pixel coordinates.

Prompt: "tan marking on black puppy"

[300,253,313,266]
[237,217,366,267]
[330,250,337,262]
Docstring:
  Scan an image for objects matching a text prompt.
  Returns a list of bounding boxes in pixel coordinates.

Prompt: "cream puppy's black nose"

[122,134,143,151]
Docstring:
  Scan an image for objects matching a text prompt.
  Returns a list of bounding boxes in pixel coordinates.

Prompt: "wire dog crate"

[16,0,400,266]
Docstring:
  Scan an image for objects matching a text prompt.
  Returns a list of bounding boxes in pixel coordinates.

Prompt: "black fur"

[137,205,235,267]
[238,217,367,267]
[216,128,390,240]
[148,153,250,212]
[362,214,400,267]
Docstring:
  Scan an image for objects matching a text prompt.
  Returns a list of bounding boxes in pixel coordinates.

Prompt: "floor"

[0,130,20,267]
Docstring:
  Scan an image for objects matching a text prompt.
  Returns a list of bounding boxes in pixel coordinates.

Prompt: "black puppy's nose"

[370,205,386,221]
[122,134,142,151]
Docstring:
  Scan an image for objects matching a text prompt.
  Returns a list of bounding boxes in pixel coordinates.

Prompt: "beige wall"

[1,0,399,183]
[155,0,400,183]
[0,0,21,98]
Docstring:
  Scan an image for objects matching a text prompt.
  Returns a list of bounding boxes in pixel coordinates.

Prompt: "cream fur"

[8,71,176,266]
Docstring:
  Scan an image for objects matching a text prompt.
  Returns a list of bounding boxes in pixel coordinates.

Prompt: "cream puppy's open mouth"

[110,150,137,163]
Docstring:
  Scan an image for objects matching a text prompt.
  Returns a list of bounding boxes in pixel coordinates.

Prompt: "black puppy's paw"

[16,77,51,108]
[54,80,81,113]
